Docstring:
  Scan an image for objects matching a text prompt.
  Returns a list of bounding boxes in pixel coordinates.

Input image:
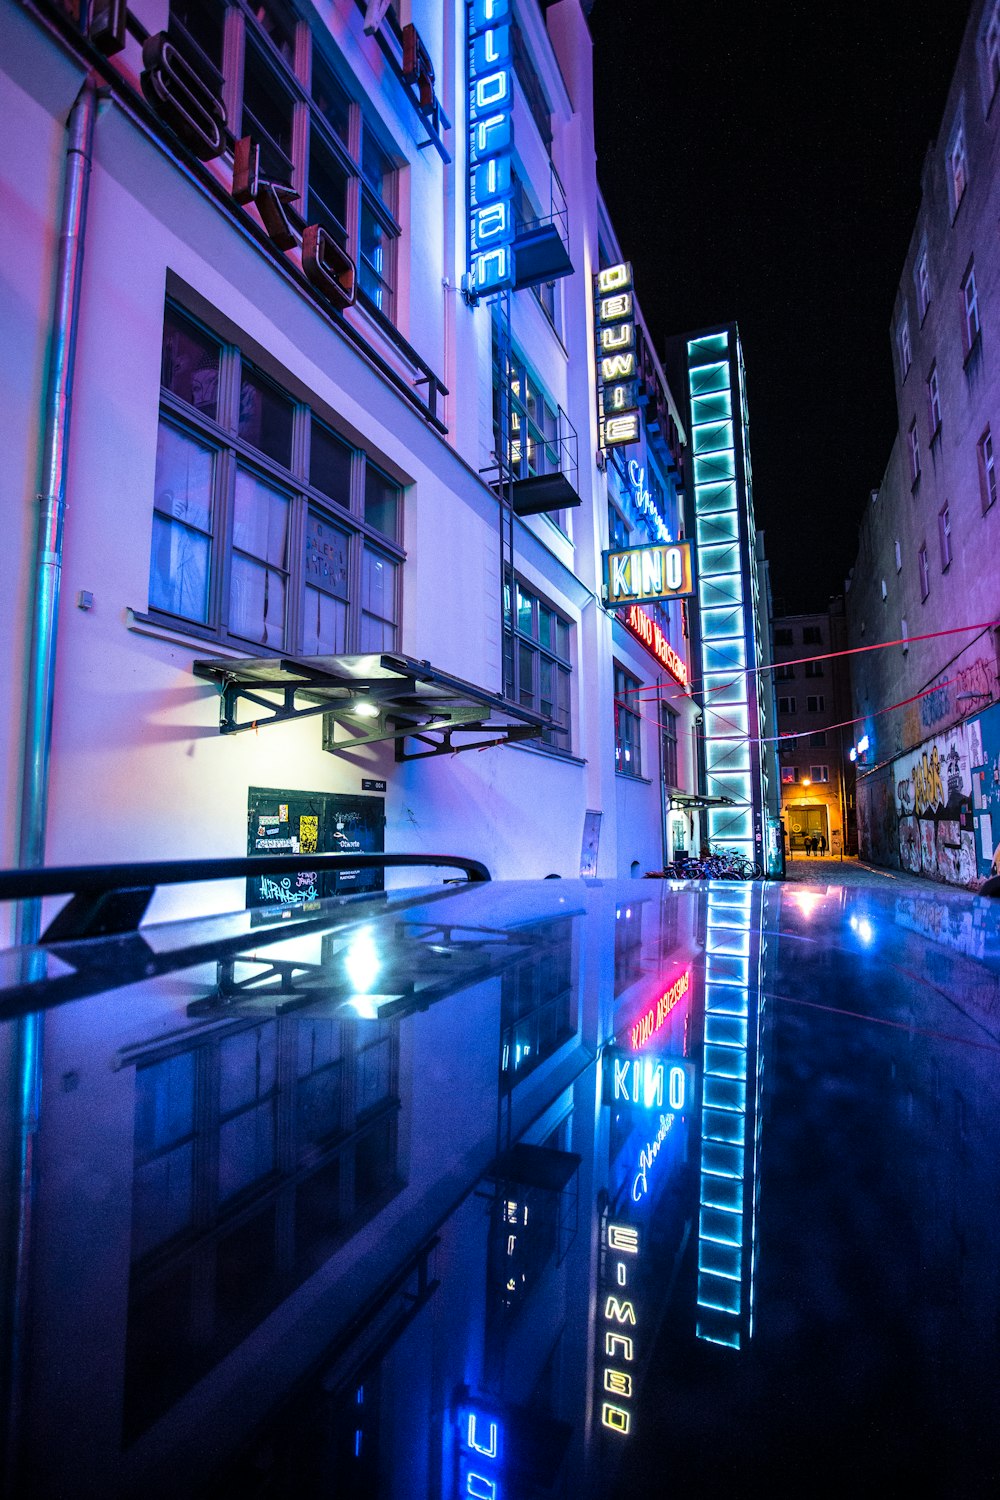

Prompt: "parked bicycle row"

[646,847,766,881]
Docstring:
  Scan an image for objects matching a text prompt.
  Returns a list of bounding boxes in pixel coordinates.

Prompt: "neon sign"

[603,1049,694,1112]
[600,1220,640,1435]
[595,263,639,448]
[622,604,688,686]
[467,0,515,295]
[627,460,671,543]
[456,1399,504,1499]
[628,967,692,1050]
[631,1111,676,1202]
[604,541,694,608]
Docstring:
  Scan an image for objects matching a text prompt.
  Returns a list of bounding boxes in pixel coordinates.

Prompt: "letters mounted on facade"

[467,0,515,296]
[604,540,695,608]
[621,603,688,687]
[595,262,639,449]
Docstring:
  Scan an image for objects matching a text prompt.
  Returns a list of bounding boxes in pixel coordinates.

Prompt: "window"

[504,578,572,750]
[511,18,552,150]
[775,663,795,681]
[780,766,799,785]
[927,365,942,436]
[986,2,1000,101]
[804,660,824,678]
[902,618,909,653]
[806,695,825,713]
[802,626,822,645]
[809,732,828,748]
[896,316,912,380]
[895,538,902,572]
[916,249,931,320]
[511,169,559,328]
[881,577,888,602]
[168,3,401,324]
[774,628,794,646]
[608,501,630,551]
[492,325,569,528]
[978,427,997,512]
[908,420,921,485]
[962,264,981,355]
[661,703,679,787]
[614,665,642,776]
[149,302,402,653]
[918,543,930,601]
[809,766,830,783]
[778,696,796,715]
[949,121,968,213]
[939,503,952,569]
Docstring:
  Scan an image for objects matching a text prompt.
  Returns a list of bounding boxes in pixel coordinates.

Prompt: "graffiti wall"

[857,703,1000,888]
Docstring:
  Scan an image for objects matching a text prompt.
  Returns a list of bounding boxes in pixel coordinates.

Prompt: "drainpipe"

[5,74,98,1495]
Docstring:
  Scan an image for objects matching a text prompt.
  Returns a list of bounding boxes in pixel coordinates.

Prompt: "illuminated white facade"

[0,0,699,939]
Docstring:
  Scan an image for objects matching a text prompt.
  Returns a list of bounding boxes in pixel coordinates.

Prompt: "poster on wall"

[246,787,385,910]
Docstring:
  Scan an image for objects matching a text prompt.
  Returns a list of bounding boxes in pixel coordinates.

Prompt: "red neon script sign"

[623,605,688,687]
[629,967,692,1050]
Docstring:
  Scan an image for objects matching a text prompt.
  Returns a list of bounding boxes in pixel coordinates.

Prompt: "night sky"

[587,0,972,613]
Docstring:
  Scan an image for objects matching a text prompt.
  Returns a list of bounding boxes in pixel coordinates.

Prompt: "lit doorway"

[786,803,829,853]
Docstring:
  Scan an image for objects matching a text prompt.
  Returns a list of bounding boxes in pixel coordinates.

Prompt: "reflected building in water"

[5,879,783,1498]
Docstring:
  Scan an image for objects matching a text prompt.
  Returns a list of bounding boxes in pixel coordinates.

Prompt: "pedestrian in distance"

[819,833,827,855]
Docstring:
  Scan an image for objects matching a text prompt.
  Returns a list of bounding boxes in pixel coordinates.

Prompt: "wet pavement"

[784,853,931,889]
[3,874,1000,1497]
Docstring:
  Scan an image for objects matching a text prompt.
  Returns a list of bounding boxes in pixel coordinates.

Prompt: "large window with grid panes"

[169,0,401,319]
[503,577,572,750]
[614,664,642,777]
[148,301,402,653]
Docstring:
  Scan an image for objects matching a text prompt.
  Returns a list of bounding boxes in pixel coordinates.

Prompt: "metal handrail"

[0,853,490,942]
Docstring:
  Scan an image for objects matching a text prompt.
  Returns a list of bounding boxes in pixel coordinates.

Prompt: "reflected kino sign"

[622,603,688,687]
[603,1048,694,1112]
[629,967,692,1050]
[467,0,515,295]
[604,540,694,608]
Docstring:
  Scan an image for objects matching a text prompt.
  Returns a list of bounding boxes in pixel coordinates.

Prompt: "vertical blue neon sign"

[468,0,515,294]
[456,1400,505,1498]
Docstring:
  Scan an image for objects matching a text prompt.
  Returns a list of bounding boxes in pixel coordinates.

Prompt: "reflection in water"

[11,878,1000,1497]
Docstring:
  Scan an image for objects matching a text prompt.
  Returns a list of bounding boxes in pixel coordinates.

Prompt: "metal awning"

[193,651,562,760]
[668,791,736,808]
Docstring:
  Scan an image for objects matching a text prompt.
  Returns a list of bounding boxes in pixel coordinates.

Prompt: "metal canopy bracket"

[193,651,556,760]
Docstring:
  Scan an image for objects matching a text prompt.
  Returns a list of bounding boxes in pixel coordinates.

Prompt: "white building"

[1,0,700,937]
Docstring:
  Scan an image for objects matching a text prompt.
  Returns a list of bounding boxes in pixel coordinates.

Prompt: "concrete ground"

[781,853,932,891]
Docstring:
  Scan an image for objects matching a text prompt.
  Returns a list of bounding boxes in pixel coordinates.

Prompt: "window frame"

[168,0,402,324]
[978,427,997,513]
[504,576,573,753]
[949,119,969,215]
[939,503,952,570]
[918,542,931,601]
[808,765,830,784]
[927,364,942,438]
[916,249,931,321]
[614,663,643,778]
[896,315,912,381]
[777,695,796,716]
[148,300,404,655]
[908,420,921,486]
[962,263,981,357]
[806,694,825,714]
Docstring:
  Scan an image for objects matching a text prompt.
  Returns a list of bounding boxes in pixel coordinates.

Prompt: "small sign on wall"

[362,778,387,792]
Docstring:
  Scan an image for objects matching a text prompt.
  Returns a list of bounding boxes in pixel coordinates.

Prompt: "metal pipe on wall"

[5,74,98,1498]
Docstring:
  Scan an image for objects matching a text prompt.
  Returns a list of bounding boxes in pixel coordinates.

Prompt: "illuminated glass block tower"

[670,325,779,868]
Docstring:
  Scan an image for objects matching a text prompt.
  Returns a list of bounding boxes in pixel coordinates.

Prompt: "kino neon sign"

[603,1048,694,1112]
[467,0,514,295]
[600,1219,640,1436]
[622,603,688,687]
[604,540,695,608]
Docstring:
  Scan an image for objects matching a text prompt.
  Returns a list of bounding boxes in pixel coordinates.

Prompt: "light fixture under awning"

[192,651,564,761]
